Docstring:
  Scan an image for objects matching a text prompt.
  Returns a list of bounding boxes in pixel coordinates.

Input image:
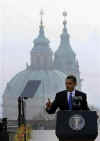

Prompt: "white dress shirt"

[67,89,75,103]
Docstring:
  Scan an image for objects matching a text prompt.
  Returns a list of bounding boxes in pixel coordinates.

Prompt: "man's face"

[65,79,76,92]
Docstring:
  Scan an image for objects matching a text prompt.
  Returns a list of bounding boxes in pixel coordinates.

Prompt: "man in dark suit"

[45,75,99,141]
[45,75,90,114]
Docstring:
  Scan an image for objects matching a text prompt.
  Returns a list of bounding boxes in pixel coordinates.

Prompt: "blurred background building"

[2,11,81,120]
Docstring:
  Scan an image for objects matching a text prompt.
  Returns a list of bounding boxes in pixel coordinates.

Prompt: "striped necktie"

[68,93,72,110]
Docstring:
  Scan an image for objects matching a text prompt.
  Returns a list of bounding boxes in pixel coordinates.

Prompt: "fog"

[0,0,100,117]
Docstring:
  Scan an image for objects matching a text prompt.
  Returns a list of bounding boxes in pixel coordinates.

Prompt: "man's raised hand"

[46,98,52,109]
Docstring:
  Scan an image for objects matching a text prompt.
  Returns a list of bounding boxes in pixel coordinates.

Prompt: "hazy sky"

[0,0,100,111]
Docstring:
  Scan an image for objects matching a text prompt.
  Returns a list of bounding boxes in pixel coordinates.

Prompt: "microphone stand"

[22,97,26,141]
[18,96,27,141]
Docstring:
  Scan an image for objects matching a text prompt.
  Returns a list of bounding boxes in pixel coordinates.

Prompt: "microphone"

[72,96,82,110]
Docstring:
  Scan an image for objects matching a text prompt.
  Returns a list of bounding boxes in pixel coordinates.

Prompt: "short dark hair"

[66,75,77,84]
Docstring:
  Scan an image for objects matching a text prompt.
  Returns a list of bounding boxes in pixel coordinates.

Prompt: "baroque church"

[2,11,81,120]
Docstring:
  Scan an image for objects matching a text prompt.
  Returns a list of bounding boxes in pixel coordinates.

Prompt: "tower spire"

[40,9,44,26]
[31,10,53,71]
[60,11,69,43]
[62,11,67,28]
[39,9,45,36]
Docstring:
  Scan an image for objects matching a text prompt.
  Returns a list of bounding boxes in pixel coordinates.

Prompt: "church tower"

[30,10,53,71]
[54,11,81,89]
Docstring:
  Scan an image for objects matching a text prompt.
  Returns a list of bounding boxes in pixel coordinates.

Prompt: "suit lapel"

[64,90,68,106]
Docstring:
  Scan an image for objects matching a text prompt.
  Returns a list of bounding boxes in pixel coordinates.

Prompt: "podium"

[56,110,98,141]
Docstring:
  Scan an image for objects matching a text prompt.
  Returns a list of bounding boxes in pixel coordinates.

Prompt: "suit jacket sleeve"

[83,94,90,110]
[45,94,58,114]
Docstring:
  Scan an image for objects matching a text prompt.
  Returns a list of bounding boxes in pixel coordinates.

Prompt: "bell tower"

[53,11,81,89]
[30,10,53,71]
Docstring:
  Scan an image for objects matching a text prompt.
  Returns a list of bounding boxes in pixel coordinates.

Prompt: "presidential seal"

[69,114,85,131]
